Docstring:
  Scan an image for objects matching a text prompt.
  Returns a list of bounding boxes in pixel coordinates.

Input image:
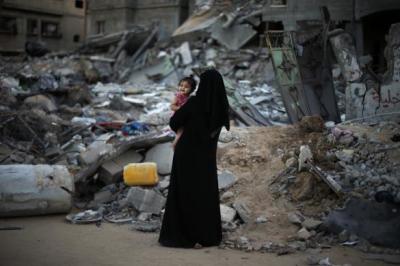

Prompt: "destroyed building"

[1,1,400,263]
[0,0,86,53]
[85,0,191,38]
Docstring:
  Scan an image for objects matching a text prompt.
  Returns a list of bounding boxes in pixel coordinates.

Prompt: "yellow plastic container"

[123,162,159,186]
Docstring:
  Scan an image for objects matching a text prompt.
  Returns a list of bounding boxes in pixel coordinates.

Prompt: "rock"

[255,216,268,223]
[126,187,166,214]
[235,69,245,80]
[285,157,298,168]
[318,257,332,266]
[291,172,316,201]
[221,191,234,201]
[288,241,307,251]
[288,211,305,225]
[302,218,322,230]
[298,145,313,171]
[220,204,237,223]
[218,171,237,190]
[335,149,354,163]
[297,227,312,240]
[222,221,237,232]
[157,179,170,191]
[137,212,152,222]
[24,94,57,112]
[324,121,336,130]
[144,143,174,175]
[233,201,251,223]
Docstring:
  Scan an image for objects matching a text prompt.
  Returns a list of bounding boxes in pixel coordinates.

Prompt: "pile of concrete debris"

[0,2,284,230]
[1,3,400,263]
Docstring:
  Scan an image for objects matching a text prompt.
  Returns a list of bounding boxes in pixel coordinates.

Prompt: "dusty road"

[0,215,391,266]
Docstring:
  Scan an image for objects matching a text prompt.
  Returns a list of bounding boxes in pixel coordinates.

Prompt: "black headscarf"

[195,69,230,134]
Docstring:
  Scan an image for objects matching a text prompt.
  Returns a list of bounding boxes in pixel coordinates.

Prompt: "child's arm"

[170,96,180,111]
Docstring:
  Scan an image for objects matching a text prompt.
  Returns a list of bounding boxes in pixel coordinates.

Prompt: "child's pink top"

[175,92,189,108]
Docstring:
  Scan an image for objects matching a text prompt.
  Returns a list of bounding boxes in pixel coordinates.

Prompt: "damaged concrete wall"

[86,0,189,37]
[331,24,400,119]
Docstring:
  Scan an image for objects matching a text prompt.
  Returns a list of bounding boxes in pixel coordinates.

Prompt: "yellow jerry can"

[123,162,159,186]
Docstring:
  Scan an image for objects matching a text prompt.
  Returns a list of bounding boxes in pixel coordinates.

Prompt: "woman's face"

[179,81,192,95]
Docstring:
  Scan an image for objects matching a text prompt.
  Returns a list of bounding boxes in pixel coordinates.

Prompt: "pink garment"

[175,92,189,108]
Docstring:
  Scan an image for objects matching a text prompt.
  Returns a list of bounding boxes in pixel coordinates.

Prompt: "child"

[171,76,196,149]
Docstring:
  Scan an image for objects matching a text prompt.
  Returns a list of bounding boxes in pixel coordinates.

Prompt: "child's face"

[179,81,192,96]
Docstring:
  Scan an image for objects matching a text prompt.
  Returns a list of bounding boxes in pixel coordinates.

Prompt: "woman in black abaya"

[159,69,230,248]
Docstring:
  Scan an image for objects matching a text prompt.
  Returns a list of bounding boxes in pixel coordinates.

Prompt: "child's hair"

[179,75,197,94]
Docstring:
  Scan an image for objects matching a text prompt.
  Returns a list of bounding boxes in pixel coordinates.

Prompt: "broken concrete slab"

[297,227,312,240]
[335,149,354,163]
[329,31,362,82]
[302,218,322,230]
[298,145,313,171]
[79,133,115,165]
[287,211,305,225]
[99,149,143,185]
[144,142,173,175]
[220,204,237,223]
[126,187,166,214]
[176,42,193,65]
[210,19,257,51]
[128,55,178,86]
[218,171,237,190]
[233,201,251,223]
[0,164,74,217]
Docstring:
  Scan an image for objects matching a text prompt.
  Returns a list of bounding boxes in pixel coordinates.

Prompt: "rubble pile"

[209,117,400,254]
[1,2,400,262]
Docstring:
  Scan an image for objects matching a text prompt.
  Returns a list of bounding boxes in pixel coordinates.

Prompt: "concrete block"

[126,187,166,214]
[233,201,251,223]
[298,145,313,171]
[220,204,236,223]
[79,133,114,165]
[218,171,237,190]
[0,164,74,217]
[99,149,143,184]
[144,143,173,175]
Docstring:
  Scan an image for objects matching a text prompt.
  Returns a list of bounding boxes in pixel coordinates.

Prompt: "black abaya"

[159,69,230,248]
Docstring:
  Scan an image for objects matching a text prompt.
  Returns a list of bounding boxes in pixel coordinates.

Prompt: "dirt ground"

[217,125,336,244]
[0,215,391,266]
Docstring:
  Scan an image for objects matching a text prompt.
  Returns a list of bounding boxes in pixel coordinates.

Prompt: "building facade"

[86,0,189,38]
[0,0,86,52]
[262,0,400,72]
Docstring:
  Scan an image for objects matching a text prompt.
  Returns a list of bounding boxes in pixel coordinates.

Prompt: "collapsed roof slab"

[210,19,257,51]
